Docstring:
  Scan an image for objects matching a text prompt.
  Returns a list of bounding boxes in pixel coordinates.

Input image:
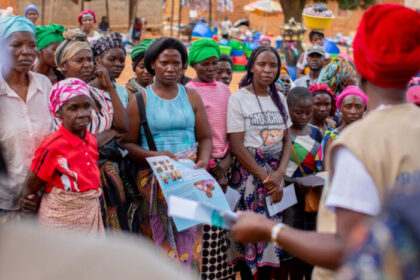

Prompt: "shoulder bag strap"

[291,145,307,177]
[134,91,157,151]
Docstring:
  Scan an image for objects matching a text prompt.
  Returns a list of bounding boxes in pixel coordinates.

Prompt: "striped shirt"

[186,80,230,158]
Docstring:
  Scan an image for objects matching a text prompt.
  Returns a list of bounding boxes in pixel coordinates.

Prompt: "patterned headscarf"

[54,29,92,69]
[0,15,35,39]
[49,78,91,117]
[91,32,125,57]
[318,58,356,95]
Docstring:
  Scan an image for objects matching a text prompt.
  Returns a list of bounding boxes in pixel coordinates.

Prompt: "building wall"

[15,0,162,32]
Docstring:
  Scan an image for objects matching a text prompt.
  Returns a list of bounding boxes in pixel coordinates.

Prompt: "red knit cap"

[353,4,420,89]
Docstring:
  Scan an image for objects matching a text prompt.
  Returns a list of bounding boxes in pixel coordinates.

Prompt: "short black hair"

[287,86,313,107]
[309,30,324,42]
[219,53,233,67]
[144,37,188,76]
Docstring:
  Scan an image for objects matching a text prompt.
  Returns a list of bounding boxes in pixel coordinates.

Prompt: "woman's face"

[61,49,94,82]
[216,60,232,86]
[81,17,94,30]
[7,31,37,74]
[26,10,39,24]
[340,95,364,125]
[313,93,332,122]
[96,47,125,80]
[135,58,153,87]
[279,73,291,94]
[40,41,61,68]
[193,56,218,83]
[152,49,183,86]
[251,50,279,87]
[57,95,92,135]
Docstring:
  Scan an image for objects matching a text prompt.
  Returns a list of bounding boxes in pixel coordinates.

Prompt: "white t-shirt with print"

[227,88,292,148]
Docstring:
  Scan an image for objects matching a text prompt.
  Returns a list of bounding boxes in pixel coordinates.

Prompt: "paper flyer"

[295,174,325,187]
[168,196,238,230]
[266,184,298,217]
[146,156,231,231]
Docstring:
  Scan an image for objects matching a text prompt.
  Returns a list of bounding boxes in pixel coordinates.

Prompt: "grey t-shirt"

[227,88,292,148]
[294,74,318,88]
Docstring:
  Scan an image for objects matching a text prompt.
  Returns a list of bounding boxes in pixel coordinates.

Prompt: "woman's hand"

[154,151,178,161]
[194,159,209,169]
[263,169,285,195]
[210,152,232,179]
[271,187,283,203]
[18,193,40,215]
[231,211,275,243]
[93,64,113,89]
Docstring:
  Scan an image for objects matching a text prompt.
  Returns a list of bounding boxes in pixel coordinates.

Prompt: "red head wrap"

[78,9,96,25]
[309,83,337,117]
[353,4,420,89]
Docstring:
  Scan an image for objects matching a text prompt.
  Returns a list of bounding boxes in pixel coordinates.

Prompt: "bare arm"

[186,88,212,168]
[19,170,44,214]
[121,92,176,164]
[91,64,129,133]
[231,207,368,269]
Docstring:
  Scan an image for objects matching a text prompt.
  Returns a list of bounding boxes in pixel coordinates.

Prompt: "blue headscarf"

[0,16,35,39]
[24,4,39,16]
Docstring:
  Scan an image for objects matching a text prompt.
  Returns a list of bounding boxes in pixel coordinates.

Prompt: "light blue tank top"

[141,84,196,154]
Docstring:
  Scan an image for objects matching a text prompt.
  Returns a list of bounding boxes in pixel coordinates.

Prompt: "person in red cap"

[78,9,102,43]
[230,4,420,280]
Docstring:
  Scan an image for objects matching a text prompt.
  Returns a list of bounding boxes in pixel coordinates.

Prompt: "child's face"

[290,98,313,129]
[216,61,232,86]
[57,95,92,136]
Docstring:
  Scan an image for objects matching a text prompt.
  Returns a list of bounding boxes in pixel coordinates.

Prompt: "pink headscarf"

[336,85,368,109]
[49,78,91,117]
[406,77,420,105]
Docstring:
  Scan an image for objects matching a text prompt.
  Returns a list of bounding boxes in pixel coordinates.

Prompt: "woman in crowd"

[283,87,323,279]
[20,78,104,235]
[0,16,52,221]
[279,67,294,97]
[316,85,367,170]
[122,37,212,271]
[78,9,101,43]
[24,4,39,25]
[33,24,65,84]
[98,16,110,35]
[90,32,129,107]
[125,39,155,100]
[55,30,129,232]
[130,17,143,45]
[216,53,233,87]
[227,46,292,279]
[317,58,357,95]
[186,39,235,280]
[309,83,336,134]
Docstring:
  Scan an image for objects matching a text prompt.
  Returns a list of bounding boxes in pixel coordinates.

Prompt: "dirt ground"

[116,56,245,93]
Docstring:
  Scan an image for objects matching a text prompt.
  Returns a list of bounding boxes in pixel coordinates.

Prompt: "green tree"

[279,0,377,22]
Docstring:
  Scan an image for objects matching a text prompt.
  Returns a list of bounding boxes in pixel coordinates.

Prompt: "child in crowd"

[283,87,323,279]
[20,78,104,235]
[216,53,233,86]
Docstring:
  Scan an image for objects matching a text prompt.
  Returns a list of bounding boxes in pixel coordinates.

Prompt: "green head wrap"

[131,39,155,70]
[36,24,65,50]
[188,38,220,66]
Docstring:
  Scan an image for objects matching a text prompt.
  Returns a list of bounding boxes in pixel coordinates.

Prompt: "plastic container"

[329,53,339,59]
[233,64,246,71]
[230,39,246,50]
[276,39,282,49]
[219,45,232,56]
[302,14,334,30]
[231,49,245,56]
[232,55,247,65]
[245,50,252,58]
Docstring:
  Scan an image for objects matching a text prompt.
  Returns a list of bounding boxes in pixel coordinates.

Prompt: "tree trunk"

[279,0,307,23]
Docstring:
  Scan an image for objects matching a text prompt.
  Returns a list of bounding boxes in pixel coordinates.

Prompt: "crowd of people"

[0,3,420,280]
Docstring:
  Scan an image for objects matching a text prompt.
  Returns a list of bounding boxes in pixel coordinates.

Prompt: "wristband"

[270,223,285,244]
